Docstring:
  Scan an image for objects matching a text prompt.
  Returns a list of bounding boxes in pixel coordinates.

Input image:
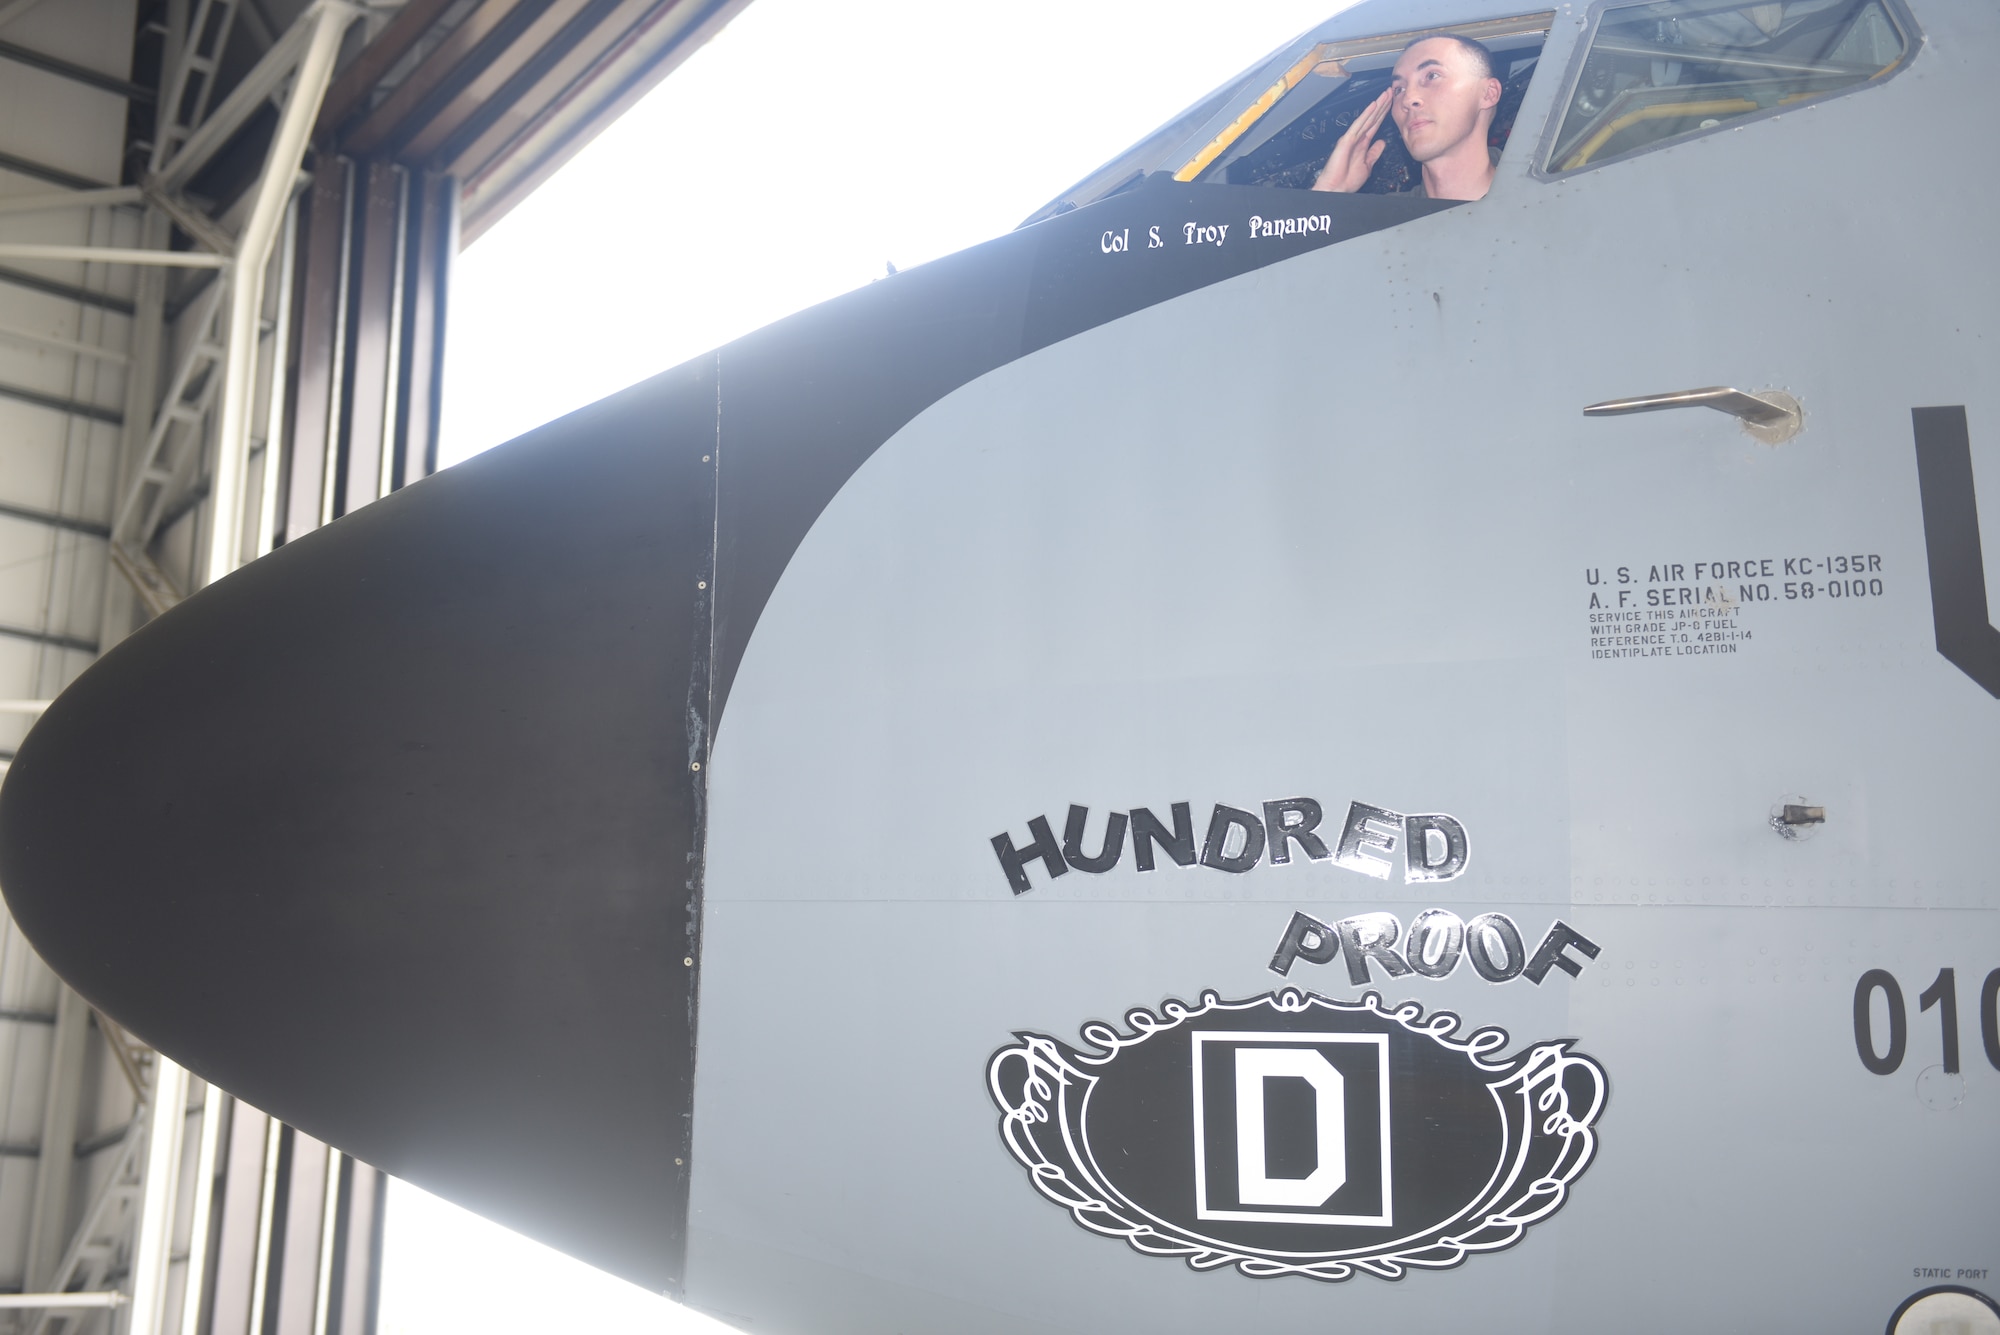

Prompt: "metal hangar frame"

[0,0,750,1329]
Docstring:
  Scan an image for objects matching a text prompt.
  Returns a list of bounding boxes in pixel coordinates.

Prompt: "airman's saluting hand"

[1312,88,1393,192]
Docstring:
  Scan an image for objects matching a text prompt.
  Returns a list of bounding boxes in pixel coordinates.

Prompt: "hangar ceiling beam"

[204,0,349,586]
[0,265,134,314]
[0,37,155,102]
[0,625,97,655]
[152,3,310,193]
[0,502,112,539]
[0,152,116,193]
[0,189,145,219]
[0,380,123,425]
[0,1297,122,1312]
[0,246,226,268]
[148,0,246,178]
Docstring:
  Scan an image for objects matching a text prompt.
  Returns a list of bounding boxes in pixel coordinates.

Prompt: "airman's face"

[1390,38,1501,163]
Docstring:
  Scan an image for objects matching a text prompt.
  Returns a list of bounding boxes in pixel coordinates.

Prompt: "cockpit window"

[1180,16,1553,193]
[1544,0,1918,174]
[1019,12,1553,226]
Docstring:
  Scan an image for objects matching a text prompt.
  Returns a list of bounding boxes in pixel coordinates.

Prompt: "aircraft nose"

[0,368,713,1292]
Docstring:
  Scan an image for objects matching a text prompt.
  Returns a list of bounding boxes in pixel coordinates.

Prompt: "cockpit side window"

[1542,0,1918,175]
[1019,12,1554,225]
[1181,17,1554,193]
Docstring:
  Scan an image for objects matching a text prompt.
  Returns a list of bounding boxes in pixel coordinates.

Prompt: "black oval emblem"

[987,990,1607,1280]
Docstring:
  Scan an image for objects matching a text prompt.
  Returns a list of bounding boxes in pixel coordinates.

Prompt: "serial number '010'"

[1852,968,2000,1075]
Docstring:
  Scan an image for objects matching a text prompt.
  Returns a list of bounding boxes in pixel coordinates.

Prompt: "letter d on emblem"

[1191,1030,1392,1227]
[1235,1049,1344,1206]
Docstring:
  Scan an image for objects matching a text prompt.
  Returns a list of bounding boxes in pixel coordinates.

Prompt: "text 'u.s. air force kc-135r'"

[2,0,1997,1330]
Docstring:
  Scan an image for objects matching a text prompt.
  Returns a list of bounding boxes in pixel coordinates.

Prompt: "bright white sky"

[436,0,1349,466]
[391,1,1348,1330]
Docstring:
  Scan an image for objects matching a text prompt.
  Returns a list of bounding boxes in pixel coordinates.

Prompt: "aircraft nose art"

[0,176,1448,1298]
[0,360,717,1292]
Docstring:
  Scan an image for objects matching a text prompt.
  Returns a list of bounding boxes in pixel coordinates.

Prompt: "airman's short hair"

[1403,32,1497,80]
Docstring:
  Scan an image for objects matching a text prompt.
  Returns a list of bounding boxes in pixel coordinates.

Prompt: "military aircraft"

[3,0,1995,1330]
